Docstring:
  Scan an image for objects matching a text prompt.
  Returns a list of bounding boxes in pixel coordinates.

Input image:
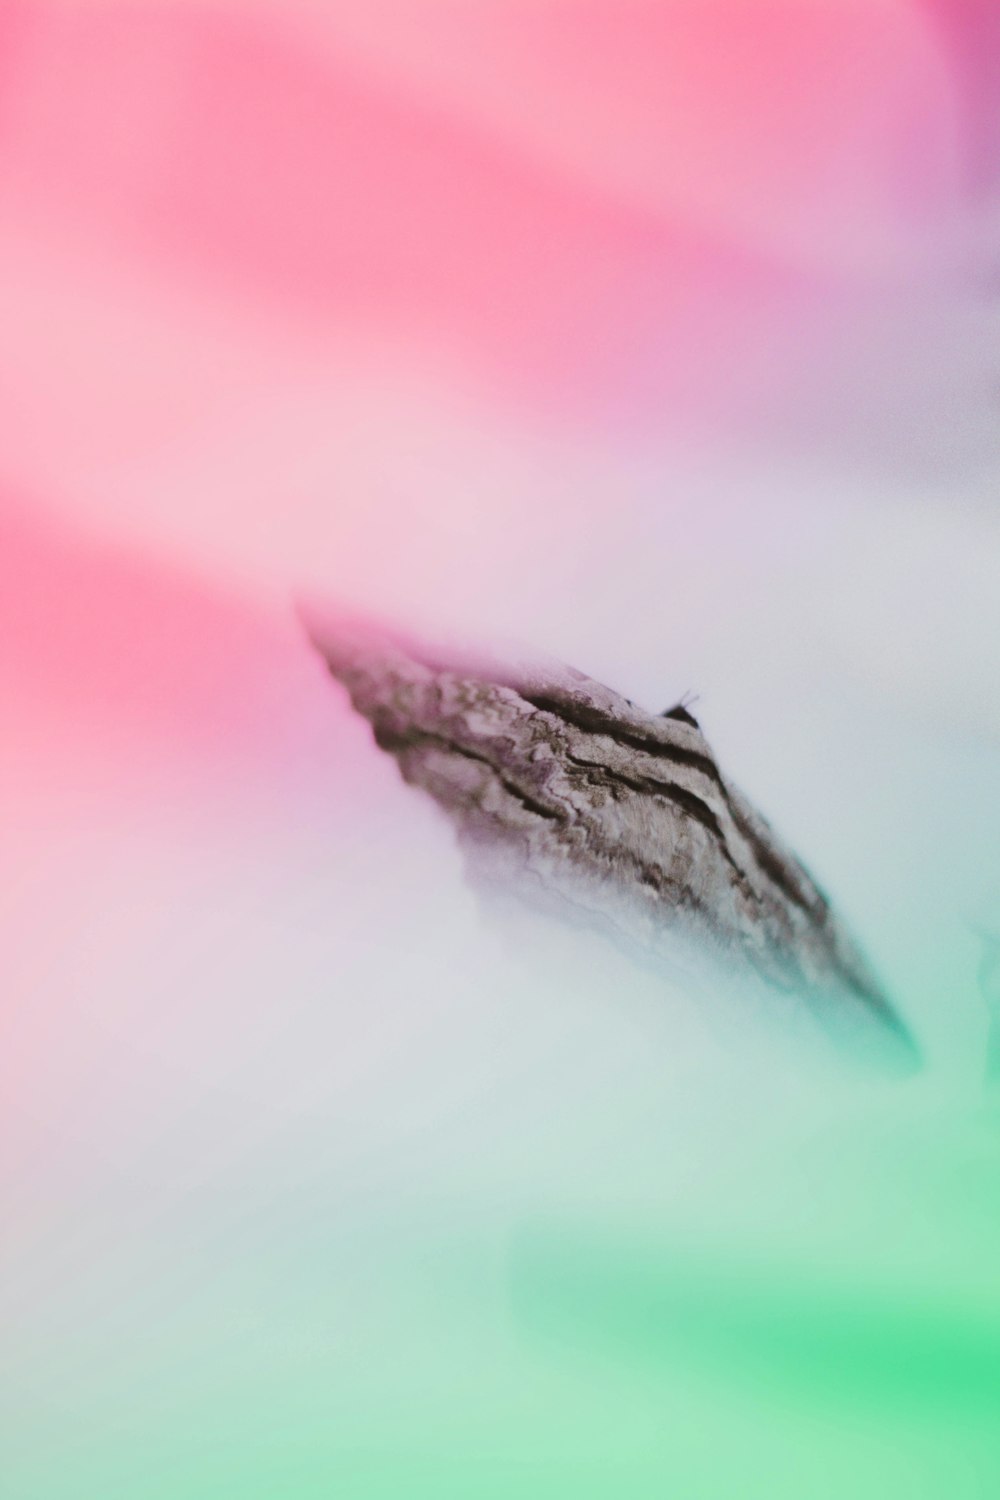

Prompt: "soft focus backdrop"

[3,4,1000,1497]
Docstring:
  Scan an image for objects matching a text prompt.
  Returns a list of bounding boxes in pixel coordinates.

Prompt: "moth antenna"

[661,691,701,728]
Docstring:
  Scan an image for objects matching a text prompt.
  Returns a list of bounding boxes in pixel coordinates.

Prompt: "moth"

[304,610,918,1071]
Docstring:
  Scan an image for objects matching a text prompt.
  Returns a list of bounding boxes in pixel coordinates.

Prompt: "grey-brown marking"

[304,610,918,1070]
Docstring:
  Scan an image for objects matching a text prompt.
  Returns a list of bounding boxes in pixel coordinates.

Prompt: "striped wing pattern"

[306,612,917,1068]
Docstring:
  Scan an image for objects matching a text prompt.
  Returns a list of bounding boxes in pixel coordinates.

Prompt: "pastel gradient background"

[3,4,1000,1497]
